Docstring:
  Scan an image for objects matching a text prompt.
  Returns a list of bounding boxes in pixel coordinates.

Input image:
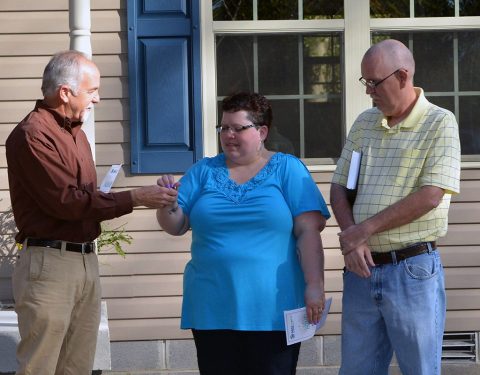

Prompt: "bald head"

[363,39,415,81]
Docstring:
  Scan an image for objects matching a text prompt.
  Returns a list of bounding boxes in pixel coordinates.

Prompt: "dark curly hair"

[221,92,272,130]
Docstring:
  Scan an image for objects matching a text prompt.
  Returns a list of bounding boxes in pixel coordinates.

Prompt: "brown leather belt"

[26,238,95,254]
[371,241,436,265]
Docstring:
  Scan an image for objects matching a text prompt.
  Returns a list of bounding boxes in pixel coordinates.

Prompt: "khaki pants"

[12,244,101,375]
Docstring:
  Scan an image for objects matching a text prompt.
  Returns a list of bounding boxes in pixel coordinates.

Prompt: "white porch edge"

[69,0,96,160]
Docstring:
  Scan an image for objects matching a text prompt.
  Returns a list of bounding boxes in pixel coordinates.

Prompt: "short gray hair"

[41,50,90,97]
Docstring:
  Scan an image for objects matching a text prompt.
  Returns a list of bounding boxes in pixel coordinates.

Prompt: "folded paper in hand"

[284,297,332,345]
[100,164,122,193]
[346,151,362,190]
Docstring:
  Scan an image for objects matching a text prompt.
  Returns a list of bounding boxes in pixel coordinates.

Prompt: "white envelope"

[99,164,122,193]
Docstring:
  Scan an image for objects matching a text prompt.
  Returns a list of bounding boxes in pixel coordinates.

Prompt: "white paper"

[284,297,332,345]
[346,151,362,190]
[99,164,122,193]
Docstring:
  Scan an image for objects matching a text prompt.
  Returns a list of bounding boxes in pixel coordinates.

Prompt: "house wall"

[0,0,480,348]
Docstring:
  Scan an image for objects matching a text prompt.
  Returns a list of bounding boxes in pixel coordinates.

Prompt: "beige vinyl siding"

[97,172,480,341]
[1,0,480,342]
[0,1,69,305]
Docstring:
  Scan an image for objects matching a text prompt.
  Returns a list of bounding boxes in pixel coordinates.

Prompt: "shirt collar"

[378,88,429,132]
[34,100,83,133]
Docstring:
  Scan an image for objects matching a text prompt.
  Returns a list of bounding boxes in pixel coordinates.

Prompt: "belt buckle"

[80,242,88,254]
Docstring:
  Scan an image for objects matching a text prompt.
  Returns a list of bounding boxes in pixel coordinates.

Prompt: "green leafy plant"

[97,223,132,258]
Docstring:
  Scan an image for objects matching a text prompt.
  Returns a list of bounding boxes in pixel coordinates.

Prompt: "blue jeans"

[340,249,445,375]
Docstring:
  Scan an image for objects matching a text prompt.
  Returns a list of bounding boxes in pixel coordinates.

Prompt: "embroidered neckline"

[211,153,282,203]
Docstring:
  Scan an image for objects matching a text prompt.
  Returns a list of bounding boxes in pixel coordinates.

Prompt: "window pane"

[258,1,298,20]
[458,31,480,91]
[371,0,479,17]
[411,32,454,92]
[303,34,342,158]
[213,0,253,20]
[415,0,454,17]
[216,33,344,160]
[216,36,254,96]
[303,0,344,19]
[258,35,299,95]
[372,32,409,47]
[426,96,454,114]
[371,0,409,18]
[459,97,480,155]
[460,0,480,16]
[304,35,342,96]
[266,100,300,155]
[305,99,342,158]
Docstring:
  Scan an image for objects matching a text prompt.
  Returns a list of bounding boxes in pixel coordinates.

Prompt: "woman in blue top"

[156,92,330,375]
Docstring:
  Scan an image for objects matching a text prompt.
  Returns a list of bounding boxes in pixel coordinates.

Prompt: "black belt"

[371,241,436,265]
[26,238,95,254]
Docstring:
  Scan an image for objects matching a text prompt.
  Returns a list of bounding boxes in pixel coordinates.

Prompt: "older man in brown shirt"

[6,50,165,375]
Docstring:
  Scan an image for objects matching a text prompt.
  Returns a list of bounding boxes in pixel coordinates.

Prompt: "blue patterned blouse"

[178,152,330,331]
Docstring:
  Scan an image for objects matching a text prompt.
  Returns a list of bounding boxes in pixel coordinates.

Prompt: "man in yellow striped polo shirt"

[331,39,461,375]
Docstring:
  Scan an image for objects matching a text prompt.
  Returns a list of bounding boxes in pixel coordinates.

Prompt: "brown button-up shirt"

[6,100,133,243]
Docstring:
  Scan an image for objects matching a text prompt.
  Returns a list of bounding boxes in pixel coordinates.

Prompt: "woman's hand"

[156,175,180,209]
[156,175,190,236]
[305,282,325,324]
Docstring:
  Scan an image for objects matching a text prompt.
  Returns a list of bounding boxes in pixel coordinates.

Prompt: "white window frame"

[200,1,480,170]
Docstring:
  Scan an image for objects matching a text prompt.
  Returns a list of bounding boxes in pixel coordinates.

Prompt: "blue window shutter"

[127,0,202,173]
